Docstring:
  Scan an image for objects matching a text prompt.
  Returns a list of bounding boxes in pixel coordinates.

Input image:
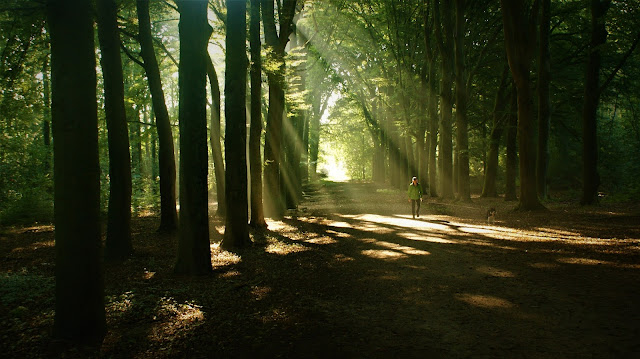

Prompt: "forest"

[1,0,639,357]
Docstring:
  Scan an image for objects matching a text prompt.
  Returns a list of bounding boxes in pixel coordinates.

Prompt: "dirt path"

[275,182,640,358]
[1,181,640,358]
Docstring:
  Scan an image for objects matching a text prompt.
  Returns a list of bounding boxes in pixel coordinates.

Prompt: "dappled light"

[456,294,515,310]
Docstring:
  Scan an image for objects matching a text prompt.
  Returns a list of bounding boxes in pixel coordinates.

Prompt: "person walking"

[407,176,423,219]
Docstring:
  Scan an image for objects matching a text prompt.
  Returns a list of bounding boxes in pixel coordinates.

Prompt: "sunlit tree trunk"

[137,0,178,232]
[249,0,267,228]
[537,0,551,200]
[48,0,106,344]
[222,0,251,248]
[262,0,297,217]
[308,105,321,179]
[97,0,133,260]
[174,0,213,274]
[454,0,470,201]
[206,55,226,217]
[500,0,544,210]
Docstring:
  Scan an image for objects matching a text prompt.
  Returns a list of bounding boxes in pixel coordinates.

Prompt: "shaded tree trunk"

[434,0,454,199]
[97,0,133,260]
[537,0,551,200]
[454,0,470,201]
[174,0,213,275]
[581,0,610,205]
[482,66,510,198]
[500,0,544,210]
[505,87,518,201]
[137,0,178,232]
[222,0,251,248]
[47,0,106,344]
[206,55,226,217]
[249,0,267,228]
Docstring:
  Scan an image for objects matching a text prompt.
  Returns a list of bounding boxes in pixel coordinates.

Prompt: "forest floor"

[1,181,640,358]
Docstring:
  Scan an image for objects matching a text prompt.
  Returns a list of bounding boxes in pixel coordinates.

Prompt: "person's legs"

[416,199,421,217]
[411,200,416,218]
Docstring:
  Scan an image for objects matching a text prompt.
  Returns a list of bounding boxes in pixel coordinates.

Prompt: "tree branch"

[599,32,640,94]
[120,42,145,68]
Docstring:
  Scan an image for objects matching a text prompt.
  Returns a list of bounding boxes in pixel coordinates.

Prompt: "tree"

[136,0,178,232]
[481,65,510,198]
[536,0,551,200]
[433,0,455,199]
[249,0,267,228]
[206,55,226,217]
[500,0,544,210]
[222,0,251,248]
[262,0,297,218]
[47,0,106,344]
[174,0,213,275]
[454,0,470,201]
[96,0,133,260]
[504,85,518,202]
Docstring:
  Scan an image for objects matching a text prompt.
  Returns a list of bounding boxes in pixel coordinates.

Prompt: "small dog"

[486,207,496,224]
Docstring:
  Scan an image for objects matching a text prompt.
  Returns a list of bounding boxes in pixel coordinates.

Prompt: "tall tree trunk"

[262,0,297,218]
[174,0,213,275]
[308,109,321,179]
[482,66,510,198]
[206,55,226,217]
[249,0,267,228]
[47,0,106,344]
[42,52,51,147]
[137,0,178,232]
[434,0,454,199]
[581,0,611,205]
[222,0,251,248]
[97,0,133,260]
[500,0,544,210]
[454,0,470,201]
[42,50,52,177]
[505,87,518,201]
[536,0,551,200]
[425,29,439,197]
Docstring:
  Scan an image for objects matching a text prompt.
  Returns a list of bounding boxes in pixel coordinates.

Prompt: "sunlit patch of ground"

[456,293,516,309]
[210,244,242,267]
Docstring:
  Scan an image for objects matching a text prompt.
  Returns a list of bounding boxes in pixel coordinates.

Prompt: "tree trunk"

[426,45,439,197]
[454,0,470,201]
[249,0,267,228]
[47,0,106,344]
[500,0,544,210]
[308,109,321,179]
[97,0,133,260]
[174,0,213,275]
[581,0,610,205]
[206,55,226,217]
[137,0,178,232]
[222,0,251,248]
[261,0,297,218]
[482,66,510,198]
[505,87,518,201]
[536,0,551,200]
[434,0,454,199]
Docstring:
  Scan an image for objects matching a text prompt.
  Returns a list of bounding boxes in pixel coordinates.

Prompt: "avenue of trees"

[0,0,639,345]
